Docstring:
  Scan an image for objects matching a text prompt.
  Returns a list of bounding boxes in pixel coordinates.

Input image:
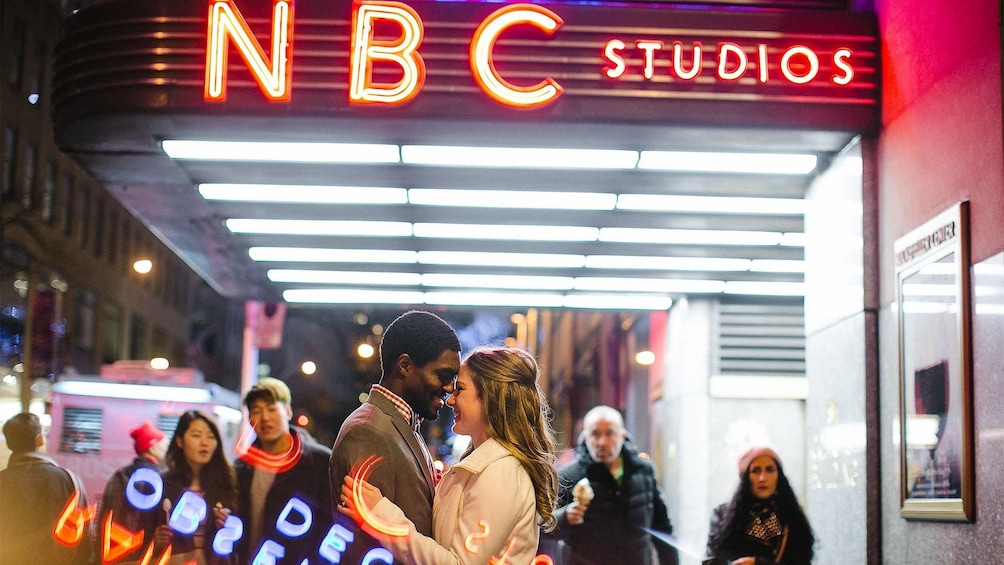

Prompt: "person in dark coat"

[234,377,332,563]
[0,412,94,565]
[100,420,168,542]
[554,405,678,565]
[703,446,815,565]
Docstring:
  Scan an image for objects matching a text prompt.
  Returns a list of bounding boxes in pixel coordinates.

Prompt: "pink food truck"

[47,361,242,502]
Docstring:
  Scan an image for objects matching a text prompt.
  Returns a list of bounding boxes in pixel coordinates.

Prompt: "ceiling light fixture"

[637,150,817,174]
[283,288,426,304]
[563,294,673,310]
[199,183,408,204]
[584,255,751,271]
[723,281,805,296]
[267,269,422,285]
[749,260,806,273]
[162,140,400,163]
[573,277,725,293]
[226,219,412,237]
[424,291,566,307]
[249,247,418,263]
[408,188,617,210]
[420,273,574,290]
[599,227,784,246]
[417,250,586,268]
[401,145,639,169]
[616,194,805,215]
[413,223,599,241]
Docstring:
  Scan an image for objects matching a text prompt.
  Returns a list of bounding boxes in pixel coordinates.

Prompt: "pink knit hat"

[737,446,782,476]
[130,421,166,455]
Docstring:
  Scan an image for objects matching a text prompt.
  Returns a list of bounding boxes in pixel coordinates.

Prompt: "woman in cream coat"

[339,346,558,565]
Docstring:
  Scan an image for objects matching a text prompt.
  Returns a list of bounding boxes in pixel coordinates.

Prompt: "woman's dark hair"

[165,410,236,508]
[708,460,815,560]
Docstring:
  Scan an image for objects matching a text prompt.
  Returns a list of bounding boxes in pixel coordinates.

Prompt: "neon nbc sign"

[204,0,863,109]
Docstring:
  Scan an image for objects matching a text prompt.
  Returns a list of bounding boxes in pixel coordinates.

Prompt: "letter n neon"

[205,0,294,101]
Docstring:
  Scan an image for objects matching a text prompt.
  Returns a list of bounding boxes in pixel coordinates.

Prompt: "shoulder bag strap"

[774,525,790,563]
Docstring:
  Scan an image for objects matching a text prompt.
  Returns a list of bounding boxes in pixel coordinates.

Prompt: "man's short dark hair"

[380,310,461,374]
[3,412,41,453]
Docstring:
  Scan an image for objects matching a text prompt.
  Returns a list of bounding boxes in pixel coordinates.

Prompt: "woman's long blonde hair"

[462,346,559,531]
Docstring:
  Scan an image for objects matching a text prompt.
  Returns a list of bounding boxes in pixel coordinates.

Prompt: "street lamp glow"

[133,259,153,274]
[635,351,656,366]
[357,343,375,359]
[301,361,317,375]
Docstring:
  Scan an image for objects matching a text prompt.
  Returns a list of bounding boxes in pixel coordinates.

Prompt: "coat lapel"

[370,393,438,494]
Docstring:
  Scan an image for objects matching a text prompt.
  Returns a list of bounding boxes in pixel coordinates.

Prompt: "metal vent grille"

[715,300,805,377]
[59,407,103,455]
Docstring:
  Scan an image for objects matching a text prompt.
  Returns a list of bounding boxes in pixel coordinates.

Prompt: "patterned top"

[371,384,420,429]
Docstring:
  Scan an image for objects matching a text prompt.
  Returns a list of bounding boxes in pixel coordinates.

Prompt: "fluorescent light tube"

[267,270,422,285]
[424,292,566,307]
[283,288,426,304]
[249,247,418,263]
[573,277,725,293]
[637,151,817,174]
[780,233,807,247]
[749,260,805,273]
[227,219,412,237]
[414,223,598,242]
[421,273,574,290]
[723,281,805,296]
[418,251,586,268]
[563,294,672,310]
[162,140,400,163]
[585,255,751,271]
[616,194,804,215]
[401,145,639,169]
[409,188,616,210]
[599,228,783,246]
[199,184,408,204]
[53,381,212,403]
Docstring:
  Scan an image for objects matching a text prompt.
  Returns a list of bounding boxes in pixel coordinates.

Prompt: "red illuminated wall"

[874,0,1004,562]
[876,0,1004,300]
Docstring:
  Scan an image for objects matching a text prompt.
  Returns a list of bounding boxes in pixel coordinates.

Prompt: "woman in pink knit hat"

[703,446,815,565]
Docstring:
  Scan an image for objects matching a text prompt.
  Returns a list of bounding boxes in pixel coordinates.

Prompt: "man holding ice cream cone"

[554,405,678,565]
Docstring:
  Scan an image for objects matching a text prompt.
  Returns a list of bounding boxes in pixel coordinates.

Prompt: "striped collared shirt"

[371,384,419,429]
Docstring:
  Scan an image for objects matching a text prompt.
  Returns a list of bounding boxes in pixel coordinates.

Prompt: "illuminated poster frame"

[894,201,974,522]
